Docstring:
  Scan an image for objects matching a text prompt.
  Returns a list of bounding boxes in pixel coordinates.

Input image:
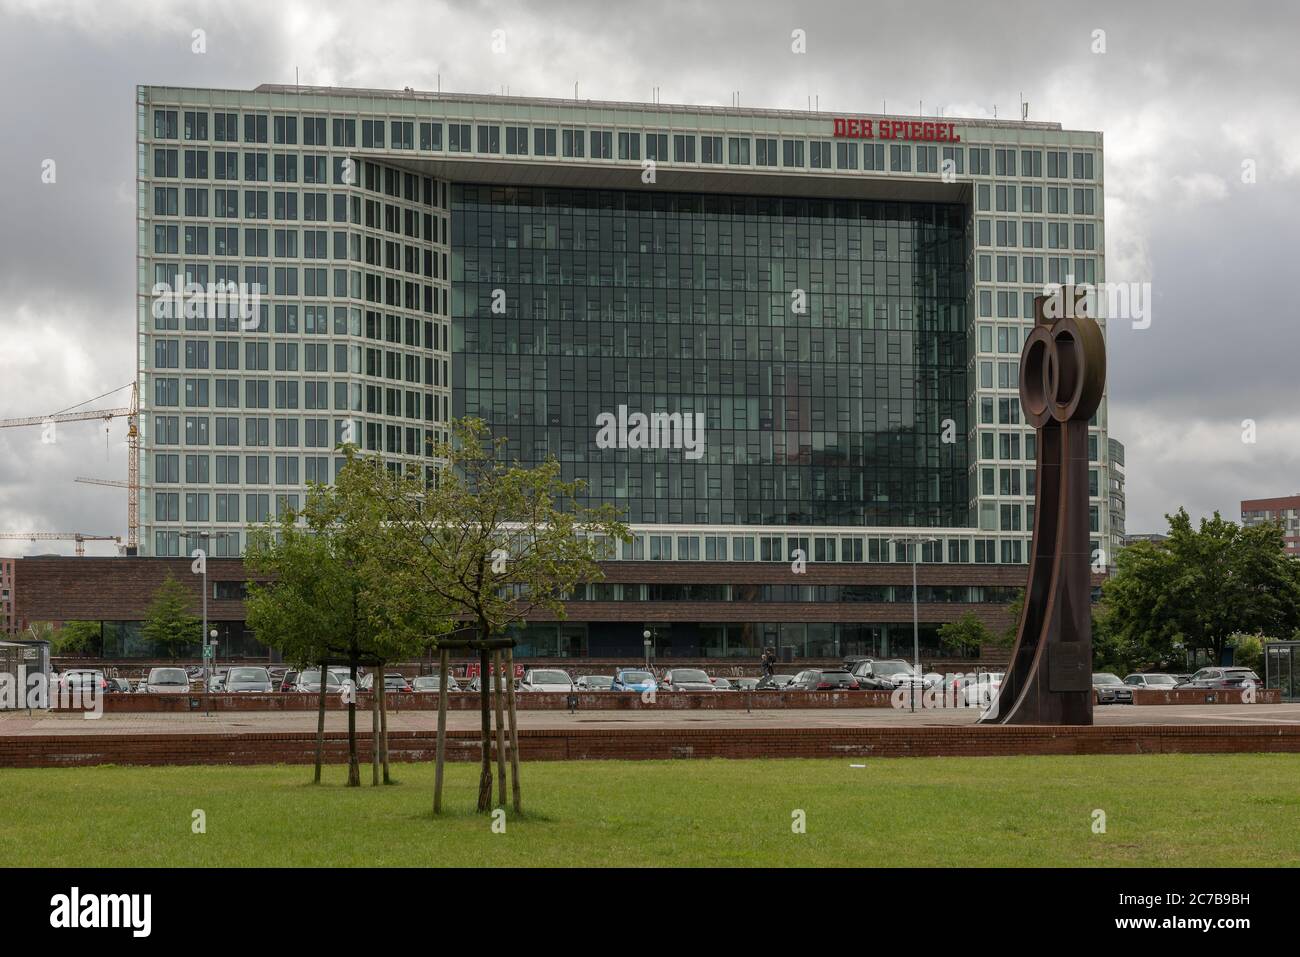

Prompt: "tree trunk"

[347,658,359,787]
[476,642,492,812]
[370,664,381,786]
[492,651,508,809]
[313,658,326,784]
[434,646,449,815]
[379,665,391,785]
[505,647,521,814]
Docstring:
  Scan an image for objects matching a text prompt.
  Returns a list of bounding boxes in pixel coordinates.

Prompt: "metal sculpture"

[981,287,1106,725]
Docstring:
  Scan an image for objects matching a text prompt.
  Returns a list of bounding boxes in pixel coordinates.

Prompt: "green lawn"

[3,754,1298,867]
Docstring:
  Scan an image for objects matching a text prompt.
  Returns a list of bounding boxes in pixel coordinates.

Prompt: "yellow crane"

[0,532,123,558]
[0,383,139,550]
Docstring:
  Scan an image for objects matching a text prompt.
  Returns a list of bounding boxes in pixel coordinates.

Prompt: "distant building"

[1123,533,1167,547]
[1241,494,1300,557]
[1106,438,1125,568]
[0,558,14,634]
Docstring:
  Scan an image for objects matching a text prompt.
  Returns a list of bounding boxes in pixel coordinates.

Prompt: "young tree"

[937,612,992,657]
[245,477,433,786]
[344,419,629,814]
[141,576,201,659]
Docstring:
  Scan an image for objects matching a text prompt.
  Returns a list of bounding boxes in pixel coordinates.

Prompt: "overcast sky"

[1,0,1296,556]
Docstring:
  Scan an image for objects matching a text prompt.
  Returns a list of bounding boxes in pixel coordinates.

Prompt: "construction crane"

[75,477,128,489]
[0,532,123,558]
[0,383,139,550]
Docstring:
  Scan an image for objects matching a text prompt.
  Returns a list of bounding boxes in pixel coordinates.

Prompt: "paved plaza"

[3,702,1298,737]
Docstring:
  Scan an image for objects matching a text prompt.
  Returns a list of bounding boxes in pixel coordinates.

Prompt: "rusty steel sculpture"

[981,287,1106,725]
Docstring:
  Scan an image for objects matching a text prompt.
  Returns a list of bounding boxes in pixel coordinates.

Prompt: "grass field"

[3,754,1298,867]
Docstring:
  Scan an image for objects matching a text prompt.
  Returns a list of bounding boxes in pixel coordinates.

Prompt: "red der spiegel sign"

[833,117,961,143]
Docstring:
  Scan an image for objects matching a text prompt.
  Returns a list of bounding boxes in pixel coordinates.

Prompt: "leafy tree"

[997,589,1025,649]
[1102,509,1300,669]
[49,620,102,656]
[1228,633,1266,674]
[937,612,991,657]
[245,475,434,786]
[141,576,201,658]
[345,418,629,814]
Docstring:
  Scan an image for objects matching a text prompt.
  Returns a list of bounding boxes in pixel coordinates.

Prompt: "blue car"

[612,669,657,693]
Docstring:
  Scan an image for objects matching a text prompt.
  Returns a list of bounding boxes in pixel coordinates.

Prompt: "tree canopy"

[1100,508,1300,669]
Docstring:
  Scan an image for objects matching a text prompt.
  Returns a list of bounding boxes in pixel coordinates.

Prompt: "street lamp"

[642,628,654,670]
[887,534,938,712]
[185,530,228,716]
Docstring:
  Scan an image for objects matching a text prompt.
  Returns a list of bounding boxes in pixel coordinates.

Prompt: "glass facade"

[454,186,969,527]
[507,620,950,660]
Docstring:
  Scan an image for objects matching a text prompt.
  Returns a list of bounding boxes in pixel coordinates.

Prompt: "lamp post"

[185,530,227,717]
[642,628,654,670]
[887,534,937,712]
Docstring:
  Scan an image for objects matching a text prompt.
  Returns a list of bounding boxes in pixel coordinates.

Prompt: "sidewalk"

[3,703,1298,736]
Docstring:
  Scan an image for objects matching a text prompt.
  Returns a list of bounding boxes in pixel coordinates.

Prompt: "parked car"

[105,677,132,694]
[755,673,797,691]
[958,672,1004,707]
[734,677,760,691]
[848,658,933,691]
[359,672,413,693]
[411,674,458,692]
[59,669,108,694]
[612,669,657,693]
[279,669,299,692]
[514,668,574,692]
[207,668,229,692]
[224,666,273,693]
[1123,673,1179,690]
[575,675,613,691]
[146,667,191,694]
[1092,672,1134,704]
[712,677,734,691]
[1178,667,1261,690]
[297,669,344,694]
[659,668,715,692]
[267,667,289,687]
[787,669,860,691]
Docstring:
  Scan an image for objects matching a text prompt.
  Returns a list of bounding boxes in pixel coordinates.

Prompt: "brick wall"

[64,685,1282,713]
[3,723,1298,768]
[89,689,900,712]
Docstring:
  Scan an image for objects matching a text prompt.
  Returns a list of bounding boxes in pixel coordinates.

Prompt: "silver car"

[146,667,191,694]
[575,675,613,691]
[224,666,273,693]
[297,669,344,694]
[518,669,574,693]
[411,673,458,692]
[1123,673,1179,690]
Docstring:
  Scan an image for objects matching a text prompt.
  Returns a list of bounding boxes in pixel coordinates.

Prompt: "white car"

[146,667,191,694]
[518,669,575,693]
[959,672,1004,707]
